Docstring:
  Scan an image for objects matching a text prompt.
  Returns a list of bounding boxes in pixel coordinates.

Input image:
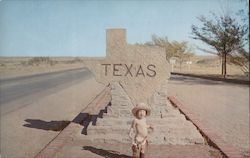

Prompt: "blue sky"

[0,0,248,57]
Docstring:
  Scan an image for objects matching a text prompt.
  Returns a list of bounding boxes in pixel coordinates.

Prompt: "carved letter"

[124,64,133,77]
[113,64,122,76]
[136,65,145,77]
[146,64,156,77]
[101,64,111,76]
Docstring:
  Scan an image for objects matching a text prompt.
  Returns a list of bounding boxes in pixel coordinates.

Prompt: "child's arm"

[147,124,154,133]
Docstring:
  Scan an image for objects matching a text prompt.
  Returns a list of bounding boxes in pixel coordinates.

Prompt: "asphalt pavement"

[0,68,93,115]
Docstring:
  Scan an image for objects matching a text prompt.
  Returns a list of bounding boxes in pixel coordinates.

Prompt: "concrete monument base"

[78,82,204,145]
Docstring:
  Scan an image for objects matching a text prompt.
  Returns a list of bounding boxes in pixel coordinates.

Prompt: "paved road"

[0,68,92,115]
[167,74,249,157]
[0,68,105,158]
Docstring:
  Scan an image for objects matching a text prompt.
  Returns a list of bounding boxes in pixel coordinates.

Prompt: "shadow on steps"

[71,102,111,135]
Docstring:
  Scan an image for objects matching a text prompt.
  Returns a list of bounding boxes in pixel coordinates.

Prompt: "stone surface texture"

[85,29,170,105]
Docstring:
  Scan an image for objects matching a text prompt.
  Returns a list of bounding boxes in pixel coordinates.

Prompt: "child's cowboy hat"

[132,103,151,117]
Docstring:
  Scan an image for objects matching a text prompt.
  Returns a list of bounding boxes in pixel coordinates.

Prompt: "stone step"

[87,125,202,137]
[110,101,134,107]
[101,109,185,119]
[101,103,182,119]
[150,110,185,119]
[152,128,204,144]
[83,131,203,142]
[86,129,201,137]
[105,106,131,114]
[79,133,132,144]
[96,118,132,126]
[108,106,133,110]
[87,125,130,135]
[95,117,188,126]
[148,134,204,145]
[79,133,203,145]
[102,112,133,118]
[149,130,204,142]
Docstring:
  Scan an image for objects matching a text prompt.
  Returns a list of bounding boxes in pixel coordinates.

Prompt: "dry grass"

[0,56,247,80]
[0,57,90,79]
[172,55,248,80]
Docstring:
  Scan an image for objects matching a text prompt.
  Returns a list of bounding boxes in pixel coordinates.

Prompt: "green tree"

[191,14,248,77]
[146,35,194,64]
[228,48,249,74]
[170,41,194,71]
[144,35,173,60]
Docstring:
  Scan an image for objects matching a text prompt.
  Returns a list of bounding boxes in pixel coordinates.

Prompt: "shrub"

[28,57,56,66]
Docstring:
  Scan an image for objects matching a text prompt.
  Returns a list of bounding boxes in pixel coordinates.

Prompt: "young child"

[129,103,154,158]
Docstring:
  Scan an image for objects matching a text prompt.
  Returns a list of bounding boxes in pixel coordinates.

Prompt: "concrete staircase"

[77,82,204,145]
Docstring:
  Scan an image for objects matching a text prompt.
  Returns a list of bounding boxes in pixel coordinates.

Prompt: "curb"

[35,85,111,158]
[171,72,249,85]
[35,122,82,158]
[168,96,244,158]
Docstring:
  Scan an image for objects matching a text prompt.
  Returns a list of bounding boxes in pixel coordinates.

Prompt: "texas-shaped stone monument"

[85,28,170,105]
[82,29,204,145]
